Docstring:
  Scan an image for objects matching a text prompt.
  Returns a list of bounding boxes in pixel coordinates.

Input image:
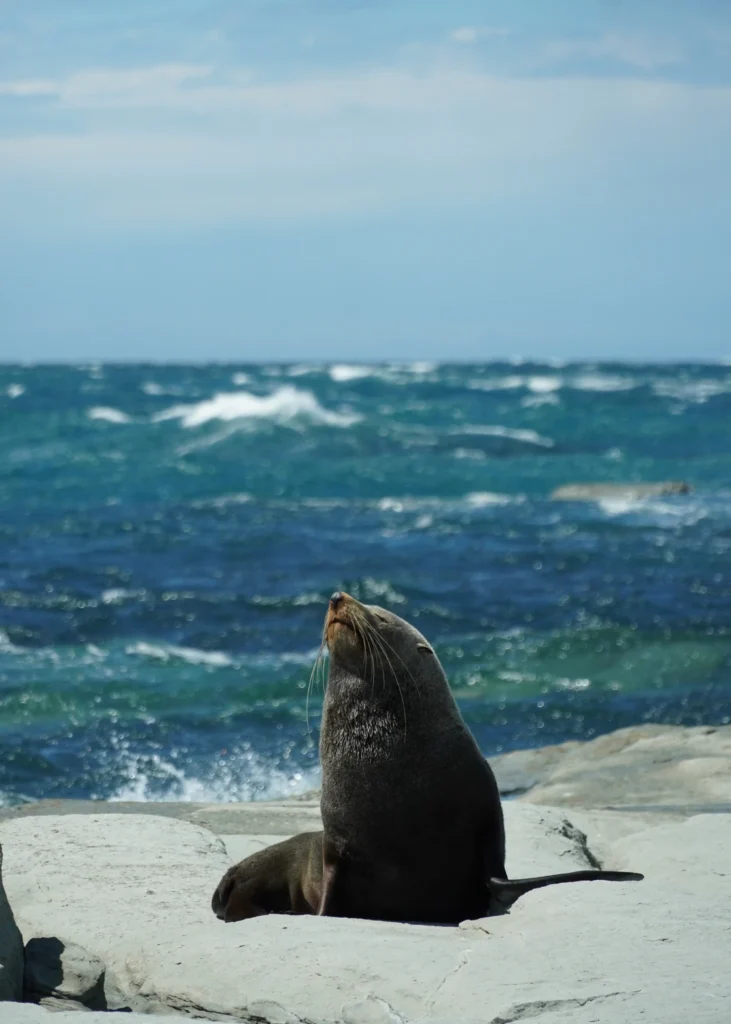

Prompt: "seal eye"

[417,644,433,655]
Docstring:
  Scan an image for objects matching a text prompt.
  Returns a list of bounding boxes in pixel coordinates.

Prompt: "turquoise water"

[1,361,729,804]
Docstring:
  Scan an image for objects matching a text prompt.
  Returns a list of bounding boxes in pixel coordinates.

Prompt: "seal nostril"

[330,591,344,610]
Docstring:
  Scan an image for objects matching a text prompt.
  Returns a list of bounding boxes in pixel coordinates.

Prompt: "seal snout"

[325,590,360,649]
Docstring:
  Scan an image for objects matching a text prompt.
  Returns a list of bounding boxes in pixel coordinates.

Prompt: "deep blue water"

[1,361,730,804]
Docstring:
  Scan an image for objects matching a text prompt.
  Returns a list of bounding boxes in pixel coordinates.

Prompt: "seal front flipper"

[486,869,644,914]
[316,836,344,916]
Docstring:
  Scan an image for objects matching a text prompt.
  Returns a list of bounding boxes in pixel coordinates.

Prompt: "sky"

[1,1,730,363]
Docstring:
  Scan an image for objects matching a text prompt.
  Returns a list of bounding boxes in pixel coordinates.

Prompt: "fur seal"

[212,832,322,923]
[211,829,637,923]
[316,591,642,924]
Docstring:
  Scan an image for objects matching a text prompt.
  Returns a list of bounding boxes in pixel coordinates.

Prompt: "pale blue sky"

[1,1,730,362]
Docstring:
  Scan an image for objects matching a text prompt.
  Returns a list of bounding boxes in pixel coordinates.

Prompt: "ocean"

[1,361,729,806]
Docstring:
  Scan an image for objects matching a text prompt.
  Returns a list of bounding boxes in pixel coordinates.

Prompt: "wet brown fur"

[211,593,642,926]
[211,832,323,923]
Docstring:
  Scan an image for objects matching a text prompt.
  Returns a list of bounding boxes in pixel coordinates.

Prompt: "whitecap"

[0,629,23,654]
[232,372,251,386]
[521,393,560,408]
[465,492,515,506]
[191,492,252,510]
[453,448,487,460]
[101,588,146,605]
[359,578,407,604]
[154,386,360,429]
[597,497,709,528]
[556,677,592,691]
[652,379,728,403]
[287,364,318,377]
[405,362,437,374]
[569,374,637,392]
[141,382,165,396]
[468,375,525,392]
[455,425,555,448]
[328,364,373,383]
[527,376,562,393]
[126,641,233,668]
[88,406,131,424]
[6,384,25,399]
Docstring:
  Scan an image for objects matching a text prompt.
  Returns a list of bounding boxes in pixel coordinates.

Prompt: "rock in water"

[551,481,692,501]
[0,842,24,1001]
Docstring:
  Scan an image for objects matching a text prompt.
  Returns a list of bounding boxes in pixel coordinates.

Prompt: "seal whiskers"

[357,613,408,730]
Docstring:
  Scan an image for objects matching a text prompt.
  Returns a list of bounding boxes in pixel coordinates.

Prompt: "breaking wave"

[328,364,374,383]
[88,406,132,424]
[125,641,234,668]
[106,747,321,803]
[454,425,555,447]
[153,386,360,429]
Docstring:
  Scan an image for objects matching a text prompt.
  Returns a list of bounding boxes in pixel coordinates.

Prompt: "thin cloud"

[542,32,684,72]
[450,26,509,45]
[0,78,57,96]
[0,64,728,228]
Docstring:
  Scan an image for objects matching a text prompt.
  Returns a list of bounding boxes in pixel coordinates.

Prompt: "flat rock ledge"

[0,807,728,1022]
[494,723,731,813]
[1,724,730,1023]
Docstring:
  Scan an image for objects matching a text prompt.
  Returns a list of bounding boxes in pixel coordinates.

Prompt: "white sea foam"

[556,677,592,691]
[126,641,233,668]
[597,497,709,528]
[405,361,437,374]
[527,376,562,393]
[465,491,516,506]
[107,748,321,804]
[652,379,729,403]
[452,448,487,460]
[191,492,252,510]
[154,386,360,429]
[101,588,146,605]
[468,375,525,391]
[287,364,318,377]
[328,364,373,383]
[232,372,251,385]
[88,406,132,424]
[0,630,22,654]
[455,424,555,447]
[141,381,165,395]
[569,374,637,391]
[6,384,25,398]
[521,393,560,408]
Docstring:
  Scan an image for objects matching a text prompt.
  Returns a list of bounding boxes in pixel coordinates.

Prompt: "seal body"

[212,832,323,923]
[319,592,505,924]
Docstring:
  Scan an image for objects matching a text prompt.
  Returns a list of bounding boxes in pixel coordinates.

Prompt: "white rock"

[0,814,230,1012]
[3,1006,163,1023]
[1,809,729,1023]
[0,841,24,1001]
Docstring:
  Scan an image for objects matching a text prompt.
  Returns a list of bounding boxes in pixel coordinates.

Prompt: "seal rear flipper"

[487,869,644,914]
